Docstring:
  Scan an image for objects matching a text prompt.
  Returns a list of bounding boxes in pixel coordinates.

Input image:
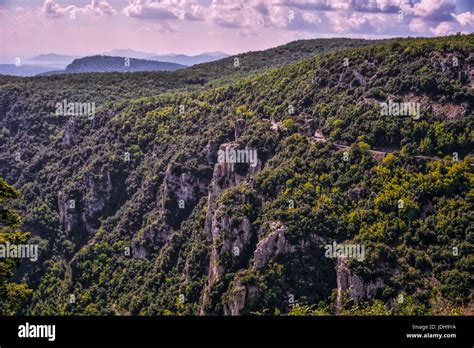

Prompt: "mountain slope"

[0,35,472,316]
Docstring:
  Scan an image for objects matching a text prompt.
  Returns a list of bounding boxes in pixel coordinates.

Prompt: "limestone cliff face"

[336,256,384,311]
[58,165,114,238]
[62,118,76,147]
[200,142,262,313]
[253,220,326,269]
[205,144,247,223]
[82,167,113,234]
[253,221,294,270]
[221,221,294,316]
[160,163,210,224]
[58,191,81,237]
[223,278,258,316]
[132,162,211,259]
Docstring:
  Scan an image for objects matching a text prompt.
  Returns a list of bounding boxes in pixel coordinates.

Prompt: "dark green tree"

[0,178,32,315]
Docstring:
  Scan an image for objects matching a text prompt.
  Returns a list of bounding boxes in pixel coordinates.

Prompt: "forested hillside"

[0,34,472,316]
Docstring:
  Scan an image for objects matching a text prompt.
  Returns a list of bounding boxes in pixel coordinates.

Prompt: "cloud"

[277,0,400,13]
[351,0,400,13]
[254,2,270,16]
[123,0,204,21]
[409,17,430,33]
[277,0,472,37]
[35,0,472,38]
[209,0,260,29]
[401,0,456,21]
[138,22,176,34]
[323,11,405,36]
[455,11,474,27]
[431,21,456,36]
[41,0,76,18]
[116,0,473,38]
[209,0,294,30]
[277,0,333,11]
[123,0,177,20]
[0,9,14,20]
[431,11,474,35]
[405,8,472,36]
[41,0,116,19]
[84,0,116,16]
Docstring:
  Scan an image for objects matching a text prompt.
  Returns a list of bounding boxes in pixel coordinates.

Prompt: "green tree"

[0,178,32,315]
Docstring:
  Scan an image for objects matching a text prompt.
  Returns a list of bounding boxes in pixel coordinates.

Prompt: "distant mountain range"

[0,54,79,76]
[102,49,157,60]
[147,52,229,66]
[27,54,80,66]
[0,50,229,76]
[103,49,229,66]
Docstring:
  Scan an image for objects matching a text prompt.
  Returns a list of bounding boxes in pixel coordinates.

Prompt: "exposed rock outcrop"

[253,221,325,270]
[253,221,295,270]
[132,162,211,258]
[82,166,113,234]
[336,256,384,311]
[200,142,262,313]
[160,163,209,222]
[63,118,76,147]
[58,191,81,236]
[223,278,258,316]
[58,165,114,244]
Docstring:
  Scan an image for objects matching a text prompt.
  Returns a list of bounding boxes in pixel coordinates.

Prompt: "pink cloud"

[455,11,474,27]
[123,0,204,21]
[1,0,472,63]
[41,0,116,19]
[431,21,456,36]
[401,0,456,21]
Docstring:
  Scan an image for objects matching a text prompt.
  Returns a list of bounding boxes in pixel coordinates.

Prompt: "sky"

[0,0,472,62]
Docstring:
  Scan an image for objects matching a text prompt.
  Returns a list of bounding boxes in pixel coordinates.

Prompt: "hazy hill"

[0,54,78,76]
[27,53,79,65]
[103,49,229,65]
[147,52,229,65]
[0,64,61,76]
[102,49,157,60]
[48,55,187,75]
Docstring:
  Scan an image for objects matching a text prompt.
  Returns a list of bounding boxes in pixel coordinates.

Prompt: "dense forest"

[0,34,472,316]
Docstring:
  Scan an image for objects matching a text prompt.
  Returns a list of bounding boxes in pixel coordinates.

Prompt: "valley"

[0,34,472,316]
